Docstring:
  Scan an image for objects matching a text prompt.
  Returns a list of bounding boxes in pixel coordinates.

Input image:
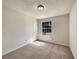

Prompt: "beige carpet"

[2,41,74,59]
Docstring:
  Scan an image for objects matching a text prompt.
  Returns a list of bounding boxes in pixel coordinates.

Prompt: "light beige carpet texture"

[3,41,74,59]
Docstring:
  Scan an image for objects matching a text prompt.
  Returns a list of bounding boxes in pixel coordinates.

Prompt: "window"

[42,21,52,35]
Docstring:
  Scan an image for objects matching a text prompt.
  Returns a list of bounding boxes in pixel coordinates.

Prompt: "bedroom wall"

[69,3,77,59]
[2,5,37,55]
[53,14,69,46]
[37,14,69,46]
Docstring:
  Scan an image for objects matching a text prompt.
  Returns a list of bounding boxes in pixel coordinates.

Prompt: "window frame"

[42,21,52,35]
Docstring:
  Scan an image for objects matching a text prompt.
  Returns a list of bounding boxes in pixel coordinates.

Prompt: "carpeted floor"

[2,41,74,59]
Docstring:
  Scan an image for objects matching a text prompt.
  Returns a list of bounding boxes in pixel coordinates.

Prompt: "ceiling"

[3,0,76,19]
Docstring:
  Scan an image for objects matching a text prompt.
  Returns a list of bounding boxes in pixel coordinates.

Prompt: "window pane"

[42,21,52,35]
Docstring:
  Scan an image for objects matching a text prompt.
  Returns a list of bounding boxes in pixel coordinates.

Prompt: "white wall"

[37,14,69,46]
[2,6,37,55]
[53,14,69,46]
[69,3,77,59]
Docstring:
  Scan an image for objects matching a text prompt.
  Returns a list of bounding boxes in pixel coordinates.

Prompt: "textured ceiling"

[3,0,76,19]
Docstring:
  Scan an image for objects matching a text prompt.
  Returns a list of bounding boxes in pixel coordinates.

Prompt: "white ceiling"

[3,0,76,19]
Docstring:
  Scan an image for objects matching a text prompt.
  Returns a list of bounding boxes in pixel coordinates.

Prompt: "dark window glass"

[42,21,52,35]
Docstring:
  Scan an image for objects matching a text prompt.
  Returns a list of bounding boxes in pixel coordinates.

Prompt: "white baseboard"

[69,46,75,59]
[2,42,30,56]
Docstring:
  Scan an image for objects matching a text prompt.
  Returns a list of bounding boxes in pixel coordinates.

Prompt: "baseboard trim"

[69,47,75,59]
[2,42,29,56]
[37,39,69,47]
